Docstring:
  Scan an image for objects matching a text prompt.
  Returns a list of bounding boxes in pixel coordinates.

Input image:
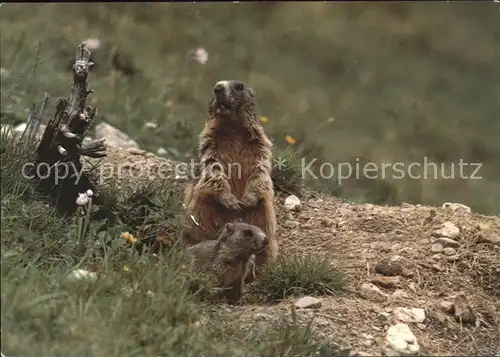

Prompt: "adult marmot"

[186,221,269,304]
[182,80,278,278]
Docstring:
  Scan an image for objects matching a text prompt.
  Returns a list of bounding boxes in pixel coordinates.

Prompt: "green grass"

[253,255,347,303]
[1,130,346,356]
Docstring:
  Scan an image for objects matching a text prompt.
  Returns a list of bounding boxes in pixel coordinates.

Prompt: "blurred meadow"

[1,2,499,213]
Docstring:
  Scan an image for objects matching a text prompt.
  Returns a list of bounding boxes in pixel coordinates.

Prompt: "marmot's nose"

[213,83,226,95]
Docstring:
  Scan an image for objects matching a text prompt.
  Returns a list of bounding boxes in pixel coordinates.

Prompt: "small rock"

[294,296,322,309]
[392,290,409,299]
[393,307,426,323]
[66,269,97,282]
[375,261,403,276]
[283,220,299,229]
[284,194,301,211]
[157,147,168,156]
[408,282,418,293]
[478,224,500,246]
[126,147,146,155]
[371,276,400,289]
[442,247,456,256]
[440,300,454,313]
[433,237,461,248]
[442,202,471,214]
[430,243,443,253]
[360,283,387,302]
[433,221,460,239]
[416,323,426,330]
[362,339,374,347]
[95,122,139,149]
[385,323,420,355]
[314,317,330,326]
[253,312,272,320]
[361,333,374,340]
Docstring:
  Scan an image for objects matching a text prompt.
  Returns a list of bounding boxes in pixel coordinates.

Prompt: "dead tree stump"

[25,42,106,216]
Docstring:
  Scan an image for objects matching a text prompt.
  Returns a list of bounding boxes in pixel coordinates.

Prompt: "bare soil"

[90,147,500,356]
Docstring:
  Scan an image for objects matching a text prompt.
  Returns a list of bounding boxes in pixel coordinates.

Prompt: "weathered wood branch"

[25,42,107,216]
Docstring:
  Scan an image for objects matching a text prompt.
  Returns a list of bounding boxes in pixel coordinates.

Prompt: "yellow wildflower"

[259,116,269,123]
[123,265,131,272]
[121,231,138,244]
[285,135,296,145]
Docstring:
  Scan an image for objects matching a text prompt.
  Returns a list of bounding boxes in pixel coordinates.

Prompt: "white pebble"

[284,194,301,211]
[386,323,420,355]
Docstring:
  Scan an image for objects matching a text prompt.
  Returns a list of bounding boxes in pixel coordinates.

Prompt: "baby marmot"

[186,221,268,304]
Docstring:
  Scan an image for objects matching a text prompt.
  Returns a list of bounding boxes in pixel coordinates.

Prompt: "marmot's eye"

[234,82,244,91]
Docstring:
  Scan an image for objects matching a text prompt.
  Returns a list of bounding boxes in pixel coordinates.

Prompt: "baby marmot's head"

[209,80,256,119]
[217,221,268,260]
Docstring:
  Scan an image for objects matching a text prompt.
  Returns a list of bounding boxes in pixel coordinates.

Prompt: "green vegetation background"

[1,2,499,213]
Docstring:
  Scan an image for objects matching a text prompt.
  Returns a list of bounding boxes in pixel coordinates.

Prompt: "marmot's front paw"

[240,192,259,207]
[220,192,242,211]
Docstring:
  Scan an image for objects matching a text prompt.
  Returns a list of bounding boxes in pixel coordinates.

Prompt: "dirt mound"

[92,147,500,356]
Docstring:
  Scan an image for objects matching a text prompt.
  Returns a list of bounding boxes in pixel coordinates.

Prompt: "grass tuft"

[253,255,347,303]
[271,146,305,197]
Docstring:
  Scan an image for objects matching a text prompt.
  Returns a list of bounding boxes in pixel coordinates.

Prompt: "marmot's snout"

[213,81,230,100]
[214,82,226,96]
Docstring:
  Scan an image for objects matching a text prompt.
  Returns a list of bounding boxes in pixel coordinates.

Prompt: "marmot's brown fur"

[181,80,278,280]
[186,221,269,304]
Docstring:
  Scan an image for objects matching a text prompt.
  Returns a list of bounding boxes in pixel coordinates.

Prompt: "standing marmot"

[181,80,278,279]
[186,221,269,304]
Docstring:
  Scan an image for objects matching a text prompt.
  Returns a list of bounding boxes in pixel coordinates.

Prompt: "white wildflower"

[66,269,97,282]
[195,47,208,64]
[144,121,158,129]
[86,189,94,197]
[76,192,90,206]
[85,38,101,51]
